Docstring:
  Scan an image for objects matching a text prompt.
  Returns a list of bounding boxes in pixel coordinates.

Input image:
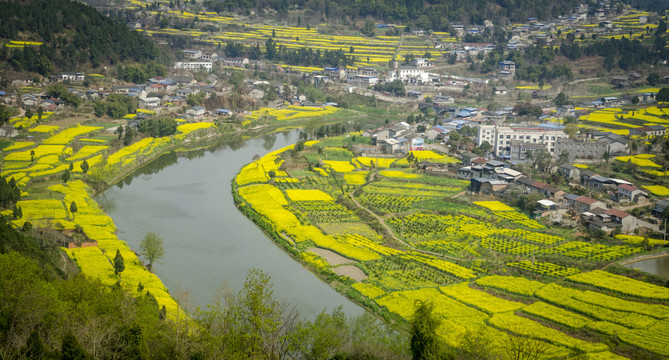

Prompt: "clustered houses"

[477,124,569,159]
[363,122,427,154]
[453,142,658,234]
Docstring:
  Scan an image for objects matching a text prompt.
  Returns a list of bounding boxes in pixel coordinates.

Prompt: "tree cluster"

[115,62,166,84]
[374,79,406,96]
[199,0,630,27]
[0,0,159,74]
[0,176,20,209]
[46,84,83,108]
[94,94,138,119]
[138,118,178,138]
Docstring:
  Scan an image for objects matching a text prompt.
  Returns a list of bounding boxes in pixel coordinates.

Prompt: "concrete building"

[617,184,647,203]
[411,58,430,67]
[559,164,581,180]
[174,62,213,72]
[346,74,378,88]
[387,67,429,84]
[554,139,608,160]
[477,125,568,159]
[605,208,637,232]
[573,196,607,213]
[509,140,547,161]
[138,97,161,109]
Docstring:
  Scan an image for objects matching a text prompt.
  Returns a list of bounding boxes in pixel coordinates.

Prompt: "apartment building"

[477,124,568,158]
[174,62,213,72]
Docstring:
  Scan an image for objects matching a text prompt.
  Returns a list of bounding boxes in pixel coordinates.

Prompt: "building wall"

[478,125,568,157]
[555,139,607,160]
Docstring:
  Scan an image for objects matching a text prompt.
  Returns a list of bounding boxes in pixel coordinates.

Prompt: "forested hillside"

[204,0,659,27]
[0,0,159,75]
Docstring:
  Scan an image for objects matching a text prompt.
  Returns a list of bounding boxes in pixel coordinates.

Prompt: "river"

[96,131,364,317]
[624,255,669,278]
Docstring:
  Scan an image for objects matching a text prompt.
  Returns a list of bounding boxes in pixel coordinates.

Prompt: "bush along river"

[96,131,363,317]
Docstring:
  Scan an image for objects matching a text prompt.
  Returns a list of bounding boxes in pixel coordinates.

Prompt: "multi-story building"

[346,74,378,88]
[554,139,608,160]
[387,67,429,84]
[477,125,569,158]
[174,62,213,72]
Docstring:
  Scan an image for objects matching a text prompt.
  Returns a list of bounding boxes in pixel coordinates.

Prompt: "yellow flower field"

[43,125,102,145]
[354,157,396,167]
[615,155,662,168]
[322,160,355,173]
[29,125,60,133]
[2,141,34,151]
[474,201,515,212]
[379,170,419,178]
[642,185,669,196]
[285,189,333,201]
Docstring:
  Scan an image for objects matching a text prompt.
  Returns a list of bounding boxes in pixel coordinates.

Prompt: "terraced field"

[234,135,669,358]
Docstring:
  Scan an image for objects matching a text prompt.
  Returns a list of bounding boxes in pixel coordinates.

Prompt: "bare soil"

[331,265,368,282]
[307,247,355,266]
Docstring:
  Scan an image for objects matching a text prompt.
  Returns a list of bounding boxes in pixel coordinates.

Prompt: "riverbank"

[4,111,358,320]
[620,251,669,266]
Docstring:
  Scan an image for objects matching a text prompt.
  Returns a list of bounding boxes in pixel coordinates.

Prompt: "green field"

[234,136,669,359]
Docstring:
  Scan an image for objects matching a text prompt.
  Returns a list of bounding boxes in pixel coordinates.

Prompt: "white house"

[346,75,378,88]
[186,106,206,119]
[174,62,213,72]
[182,49,202,59]
[139,97,161,109]
[411,58,430,67]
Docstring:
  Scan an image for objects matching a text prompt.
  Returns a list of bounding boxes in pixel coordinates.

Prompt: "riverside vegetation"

[233,134,669,359]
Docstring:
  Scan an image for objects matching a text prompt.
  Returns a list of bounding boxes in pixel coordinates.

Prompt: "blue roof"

[0,91,5,96]
[323,67,339,71]
[463,107,478,112]
[216,108,231,113]
[539,123,565,130]
[455,111,471,117]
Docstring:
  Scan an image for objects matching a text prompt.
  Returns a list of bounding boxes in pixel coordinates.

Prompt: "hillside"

[0,0,159,75]
[204,0,659,27]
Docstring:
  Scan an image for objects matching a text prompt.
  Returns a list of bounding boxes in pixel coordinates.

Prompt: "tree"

[410,301,441,360]
[230,71,244,92]
[61,170,70,183]
[139,232,165,272]
[632,96,639,105]
[81,159,89,174]
[61,330,92,360]
[565,123,579,138]
[554,92,568,106]
[656,88,669,102]
[533,149,552,172]
[647,72,660,86]
[479,141,492,154]
[70,201,77,220]
[113,249,125,277]
[558,150,570,165]
[265,37,277,60]
[361,19,375,37]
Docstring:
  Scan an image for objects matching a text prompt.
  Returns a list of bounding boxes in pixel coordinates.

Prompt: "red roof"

[472,157,486,165]
[605,208,631,218]
[618,184,637,192]
[575,196,598,205]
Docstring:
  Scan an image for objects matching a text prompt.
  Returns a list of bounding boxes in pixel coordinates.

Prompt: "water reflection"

[96,130,364,318]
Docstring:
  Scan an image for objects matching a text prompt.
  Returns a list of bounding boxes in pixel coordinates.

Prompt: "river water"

[624,256,669,278]
[96,131,363,317]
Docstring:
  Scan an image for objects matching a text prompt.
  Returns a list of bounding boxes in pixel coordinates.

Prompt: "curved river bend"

[96,132,363,317]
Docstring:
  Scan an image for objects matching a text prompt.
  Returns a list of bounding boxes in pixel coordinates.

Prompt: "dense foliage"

[0,0,159,74]
[204,0,656,26]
